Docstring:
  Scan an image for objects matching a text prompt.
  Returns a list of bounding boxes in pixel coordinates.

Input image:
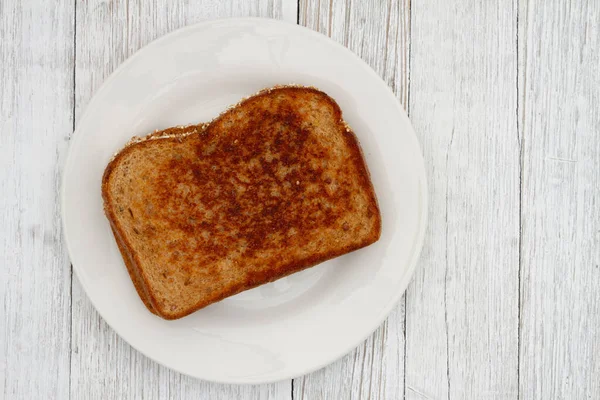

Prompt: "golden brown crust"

[102,86,381,320]
[109,223,157,314]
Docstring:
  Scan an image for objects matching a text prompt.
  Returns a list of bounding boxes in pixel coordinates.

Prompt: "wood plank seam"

[517,0,531,398]
[404,1,412,399]
[68,0,77,397]
[444,126,455,400]
[516,0,523,398]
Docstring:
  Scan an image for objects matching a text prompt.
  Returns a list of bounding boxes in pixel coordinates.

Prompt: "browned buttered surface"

[103,87,381,319]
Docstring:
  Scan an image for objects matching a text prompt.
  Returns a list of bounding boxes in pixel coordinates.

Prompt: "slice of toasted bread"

[102,86,381,319]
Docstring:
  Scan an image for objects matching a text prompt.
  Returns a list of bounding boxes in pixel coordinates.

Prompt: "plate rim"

[61,17,428,384]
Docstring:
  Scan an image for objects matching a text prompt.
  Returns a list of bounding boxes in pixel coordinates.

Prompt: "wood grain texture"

[71,0,294,398]
[4,0,600,398]
[0,0,74,398]
[295,0,410,399]
[518,1,600,398]
[405,1,520,399]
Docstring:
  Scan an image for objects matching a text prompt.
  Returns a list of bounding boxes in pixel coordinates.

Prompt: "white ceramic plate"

[62,18,427,384]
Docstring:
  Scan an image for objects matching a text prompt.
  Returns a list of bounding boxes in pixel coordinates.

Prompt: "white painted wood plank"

[71,1,295,398]
[0,0,74,398]
[406,1,520,399]
[281,0,299,24]
[295,1,410,399]
[518,1,600,398]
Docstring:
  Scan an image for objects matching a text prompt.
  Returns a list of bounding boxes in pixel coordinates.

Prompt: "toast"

[102,86,381,319]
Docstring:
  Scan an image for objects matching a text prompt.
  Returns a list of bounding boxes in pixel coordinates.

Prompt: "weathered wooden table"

[2,0,599,398]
